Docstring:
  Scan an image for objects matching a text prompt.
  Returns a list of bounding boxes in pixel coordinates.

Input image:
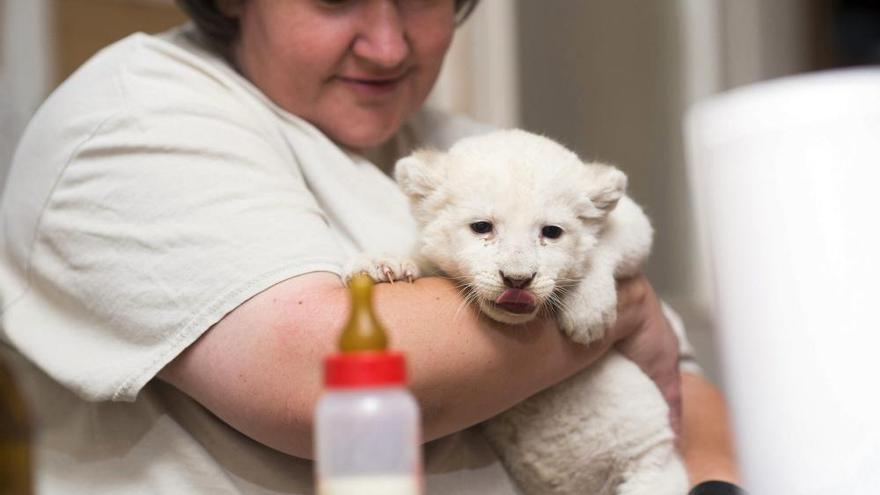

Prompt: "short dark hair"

[176,0,481,49]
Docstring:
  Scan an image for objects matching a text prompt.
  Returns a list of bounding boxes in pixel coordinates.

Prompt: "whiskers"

[551,276,583,287]
[449,275,481,323]
[542,283,574,319]
[443,272,582,324]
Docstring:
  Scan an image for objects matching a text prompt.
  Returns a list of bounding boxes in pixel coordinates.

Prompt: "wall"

[721,0,818,89]
[517,0,693,298]
[516,0,708,363]
[53,0,185,84]
[1,0,53,192]
[428,0,520,128]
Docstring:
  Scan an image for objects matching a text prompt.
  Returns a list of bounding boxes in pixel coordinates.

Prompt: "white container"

[686,68,880,494]
[315,352,422,495]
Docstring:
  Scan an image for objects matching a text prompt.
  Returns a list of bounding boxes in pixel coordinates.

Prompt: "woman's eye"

[470,221,493,235]
[541,225,563,239]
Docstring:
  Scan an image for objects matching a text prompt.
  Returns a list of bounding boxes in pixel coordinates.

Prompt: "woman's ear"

[394,149,445,202]
[578,162,627,220]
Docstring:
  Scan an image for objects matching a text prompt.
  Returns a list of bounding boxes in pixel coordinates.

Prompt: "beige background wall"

[53,0,185,84]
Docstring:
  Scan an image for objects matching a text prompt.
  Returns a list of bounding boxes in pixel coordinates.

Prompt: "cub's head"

[395,129,626,324]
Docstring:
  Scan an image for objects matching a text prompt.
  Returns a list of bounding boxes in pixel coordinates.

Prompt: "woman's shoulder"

[11,25,282,190]
[3,27,295,258]
[35,25,265,137]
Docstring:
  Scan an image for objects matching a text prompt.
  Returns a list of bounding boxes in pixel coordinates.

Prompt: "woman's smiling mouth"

[337,72,410,98]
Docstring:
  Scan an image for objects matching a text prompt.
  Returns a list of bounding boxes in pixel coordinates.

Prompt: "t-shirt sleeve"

[3,99,345,402]
[660,302,703,375]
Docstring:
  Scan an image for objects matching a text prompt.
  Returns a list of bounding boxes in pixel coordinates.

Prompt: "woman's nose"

[352,0,411,69]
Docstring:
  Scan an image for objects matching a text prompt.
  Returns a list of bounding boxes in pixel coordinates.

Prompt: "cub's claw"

[344,254,421,285]
[382,266,395,284]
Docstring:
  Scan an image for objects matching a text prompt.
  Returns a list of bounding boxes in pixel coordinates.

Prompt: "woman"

[0,0,740,493]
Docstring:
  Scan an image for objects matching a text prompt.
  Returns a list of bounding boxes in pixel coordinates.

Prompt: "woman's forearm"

[374,276,608,440]
[159,272,606,459]
[679,371,742,487]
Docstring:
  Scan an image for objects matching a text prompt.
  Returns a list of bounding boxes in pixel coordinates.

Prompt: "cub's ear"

[394,149,445,202]
[579,162,627,219]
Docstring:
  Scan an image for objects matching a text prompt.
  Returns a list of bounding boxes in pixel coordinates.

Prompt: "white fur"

[348,130,687,494]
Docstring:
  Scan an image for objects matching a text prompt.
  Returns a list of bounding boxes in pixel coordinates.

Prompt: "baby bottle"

[314,274,423,495]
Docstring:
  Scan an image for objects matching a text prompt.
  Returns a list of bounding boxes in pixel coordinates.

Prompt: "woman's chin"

[318,110,407,152]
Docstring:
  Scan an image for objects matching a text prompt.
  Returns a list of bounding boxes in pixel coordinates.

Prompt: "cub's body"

[348,130,686,494]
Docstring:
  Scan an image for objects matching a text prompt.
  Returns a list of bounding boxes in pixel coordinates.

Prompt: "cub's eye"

[541,225,564,239]
[470,221,494,235]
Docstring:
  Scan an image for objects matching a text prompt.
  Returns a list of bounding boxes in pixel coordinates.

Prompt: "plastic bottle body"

[315,387,422,495]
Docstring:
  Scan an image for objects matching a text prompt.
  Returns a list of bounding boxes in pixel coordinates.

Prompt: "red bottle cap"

[324,351,407,388]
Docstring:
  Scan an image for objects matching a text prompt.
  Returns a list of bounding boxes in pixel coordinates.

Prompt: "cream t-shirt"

[0,25,695,494]
[0,25,517,494]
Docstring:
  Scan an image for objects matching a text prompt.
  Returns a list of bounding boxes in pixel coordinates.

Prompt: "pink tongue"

[494,289,538,314]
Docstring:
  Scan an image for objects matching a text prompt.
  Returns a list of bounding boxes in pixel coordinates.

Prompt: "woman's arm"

[679,372,742,487]
[159,272,617,459]
[613,276,742,488]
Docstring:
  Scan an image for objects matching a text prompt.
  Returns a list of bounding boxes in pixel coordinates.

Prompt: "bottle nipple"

[339,274,388,352]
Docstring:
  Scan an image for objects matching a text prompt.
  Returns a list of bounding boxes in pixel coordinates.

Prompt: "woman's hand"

[609,276,744,487]
[611,275,683,435]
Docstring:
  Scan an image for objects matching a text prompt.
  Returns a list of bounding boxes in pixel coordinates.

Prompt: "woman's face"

[232,0,456,150]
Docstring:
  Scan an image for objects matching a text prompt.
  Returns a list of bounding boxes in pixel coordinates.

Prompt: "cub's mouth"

[492,288,538,314]
[477,288,541,324]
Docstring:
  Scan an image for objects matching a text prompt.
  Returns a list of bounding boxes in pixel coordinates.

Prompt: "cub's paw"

[556,278,618,345]
[344,254,420,285]
[558,302,616,345]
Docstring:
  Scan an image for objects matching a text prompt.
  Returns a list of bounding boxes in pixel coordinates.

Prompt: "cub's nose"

[500,271,535,289]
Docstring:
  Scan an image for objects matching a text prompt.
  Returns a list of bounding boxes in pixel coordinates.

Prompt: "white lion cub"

[347,130,687,495]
